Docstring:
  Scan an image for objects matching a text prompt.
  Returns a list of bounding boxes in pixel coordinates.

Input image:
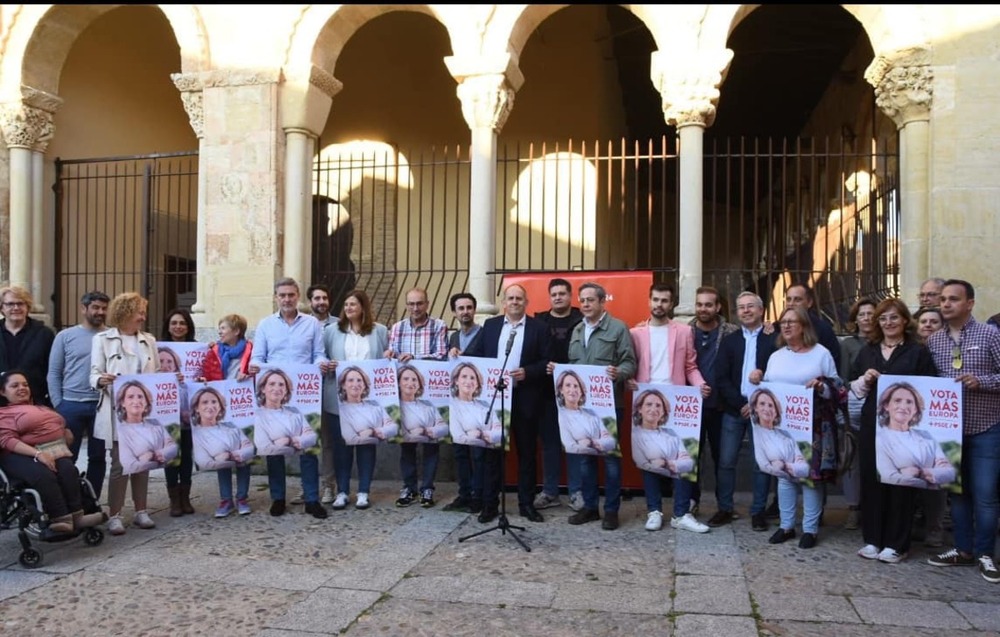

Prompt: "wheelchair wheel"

[18,547,43,568]
[83,527,104,546]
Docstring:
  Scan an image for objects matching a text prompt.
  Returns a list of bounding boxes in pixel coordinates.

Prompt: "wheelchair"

[0,466,105,568]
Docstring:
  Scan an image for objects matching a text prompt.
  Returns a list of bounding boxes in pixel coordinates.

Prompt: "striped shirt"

[388,316,448,361]
[928,317,1000,436]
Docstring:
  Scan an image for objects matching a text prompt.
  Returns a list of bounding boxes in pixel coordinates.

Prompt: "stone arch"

[1,4,209,99]
[285,4,457,74]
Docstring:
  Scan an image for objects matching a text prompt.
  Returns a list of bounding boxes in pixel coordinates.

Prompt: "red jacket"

[202,341,253,381]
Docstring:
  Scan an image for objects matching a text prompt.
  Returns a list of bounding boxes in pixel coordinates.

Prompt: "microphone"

[505,328,517,356]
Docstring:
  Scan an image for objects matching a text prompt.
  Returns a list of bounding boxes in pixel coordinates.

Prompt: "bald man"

[464,284,552,523]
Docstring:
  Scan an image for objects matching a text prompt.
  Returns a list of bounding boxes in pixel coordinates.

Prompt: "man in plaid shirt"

[925,279,1000,583]
[385,288,448,507]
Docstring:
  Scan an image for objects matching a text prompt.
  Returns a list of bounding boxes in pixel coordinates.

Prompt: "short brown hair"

[219,314,248,339]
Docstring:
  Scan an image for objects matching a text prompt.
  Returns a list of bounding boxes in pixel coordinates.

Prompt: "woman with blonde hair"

[90,292,159,536]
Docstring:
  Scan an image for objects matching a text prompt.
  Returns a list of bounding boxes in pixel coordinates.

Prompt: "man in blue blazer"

[464,283,552,523]
[714,291,778,532]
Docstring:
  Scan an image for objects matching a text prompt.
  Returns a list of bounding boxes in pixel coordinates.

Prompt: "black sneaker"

[568,508,601,525]
[927,548,977,567]
[420,488,435,508]
[442,497,472,512]
[707,510,734,528]
[304,502,328,519]
[269,499,286,517]
[395,488,415,508]
[751,513,769,532]
[980,555,1000,583]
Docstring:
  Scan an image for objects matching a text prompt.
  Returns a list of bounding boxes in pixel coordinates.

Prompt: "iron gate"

[53,151,199,330]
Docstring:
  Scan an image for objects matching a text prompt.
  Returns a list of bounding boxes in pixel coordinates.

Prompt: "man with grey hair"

[918,277,946,308]
[714,291,777,531]
[551,282,636,530]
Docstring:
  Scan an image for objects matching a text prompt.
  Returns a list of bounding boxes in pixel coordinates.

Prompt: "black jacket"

[715,326,778,417]
[0,317,56,406]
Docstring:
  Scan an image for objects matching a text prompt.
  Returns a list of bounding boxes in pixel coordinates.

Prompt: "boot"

[179,484,195,515]
[72,509,107,529]
[167,485,184,517]
[48,514,74,534]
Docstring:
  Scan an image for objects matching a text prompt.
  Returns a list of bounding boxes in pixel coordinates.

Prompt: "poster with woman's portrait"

[449,356,510,450]
[552,363,620,457]
[875,375,962,493]
[155,342,210,382]
[631,383,702,479]
[113,373,181,475]
[750,382,813,484]
[335,359,402,446]
[189,380,257,471]
[252,365,322,456]
[398,360,451,444]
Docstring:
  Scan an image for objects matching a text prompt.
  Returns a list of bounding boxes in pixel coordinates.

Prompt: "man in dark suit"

[714,291,777,532]
[784,284,841,371]
[464,284,551,523]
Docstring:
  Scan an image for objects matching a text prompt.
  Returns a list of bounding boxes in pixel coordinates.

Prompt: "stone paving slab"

[265,587,383,634]
[851,596,972,629]
[0,569,59,601]
[758,621,996,637]
[954,602,1000,632]
[754,591,862,623]
[675,614,758,637]
[92,547,249,582]
[551,581,670,614]
[224,559,336,591]
[674,542,743,576]
[674,574,752,615]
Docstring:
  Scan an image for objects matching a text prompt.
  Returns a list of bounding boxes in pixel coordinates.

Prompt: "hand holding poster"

[189,380,257,471]
[113,373,181,475]
[335,359,402,445]
[631,384,702,479]
[553,363,620,457]
[875,375,962,492]
[750,382,812,483]
[253,365,322,456]
[398,360,451,443]
[449,357,509,450]
[156,341,210,382]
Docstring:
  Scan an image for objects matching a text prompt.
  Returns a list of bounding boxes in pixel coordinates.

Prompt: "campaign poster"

[552,363,620,457]
[631,383,702,480]
[398,360,451,444]
[750,382,813,484]
[189,380,257,471]
[335,359,402,445]
[155,341,210,382]
[252,364,322,456]
[875,375,962,493]
[449,356,511,451]
[113,373,181,475]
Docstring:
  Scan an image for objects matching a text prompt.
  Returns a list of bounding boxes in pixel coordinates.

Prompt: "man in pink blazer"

[628,283,711,534]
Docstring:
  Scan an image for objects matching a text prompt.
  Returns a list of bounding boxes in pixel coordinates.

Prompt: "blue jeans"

[566,452,582,495]
[327,413,376,494]
[952,422,1000,557]
[778,477,823,534]
[453,444,484,500]
[400,442,439,493]
[580,453,622,513]
[642,469,693,518]
[266,453,319,503]
[217,465,251,502]
[540,401,564,496]
[56,400,106,499]
[718,413,770,514]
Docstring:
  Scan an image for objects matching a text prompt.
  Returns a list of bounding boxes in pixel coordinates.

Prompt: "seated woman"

[116,380,179,474]
[0,371,106,534]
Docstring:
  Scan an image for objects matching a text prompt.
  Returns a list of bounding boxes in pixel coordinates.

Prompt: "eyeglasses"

[878,314,903,324]
[952,345,963,370]
[1,301,26,309]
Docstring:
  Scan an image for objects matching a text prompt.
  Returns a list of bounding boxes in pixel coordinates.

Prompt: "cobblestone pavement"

[2,471,1000,637]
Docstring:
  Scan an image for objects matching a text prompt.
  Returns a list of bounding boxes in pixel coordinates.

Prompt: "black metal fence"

[53,152,198,330]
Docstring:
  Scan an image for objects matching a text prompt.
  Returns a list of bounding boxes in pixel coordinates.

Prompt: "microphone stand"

[459,329,530,552]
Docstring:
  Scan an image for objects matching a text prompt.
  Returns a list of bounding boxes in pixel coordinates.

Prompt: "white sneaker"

[670,513,709,534]
[108,515,126,536]
[133,510,155,529]
[877,548,907,564]
[645,510,664,531]
[332,492,349,510]
[356,493,370,510]
[857,544,880,560]
[568,491,584,512]
[321,487,335,504]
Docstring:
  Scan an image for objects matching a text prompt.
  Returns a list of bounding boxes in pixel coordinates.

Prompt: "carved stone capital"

[455,73,515,133]
[865,48,932,126]
[0,86,62,151]
[654,50,733,129]
[171,72,204,139]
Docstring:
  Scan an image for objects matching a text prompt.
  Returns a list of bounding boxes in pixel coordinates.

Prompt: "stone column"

[0,88,60,306]
[451,71,519,317]
[654,51,731,317]
[283,127,311,307]
[865,49,932,308]
[171,69,286,328]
